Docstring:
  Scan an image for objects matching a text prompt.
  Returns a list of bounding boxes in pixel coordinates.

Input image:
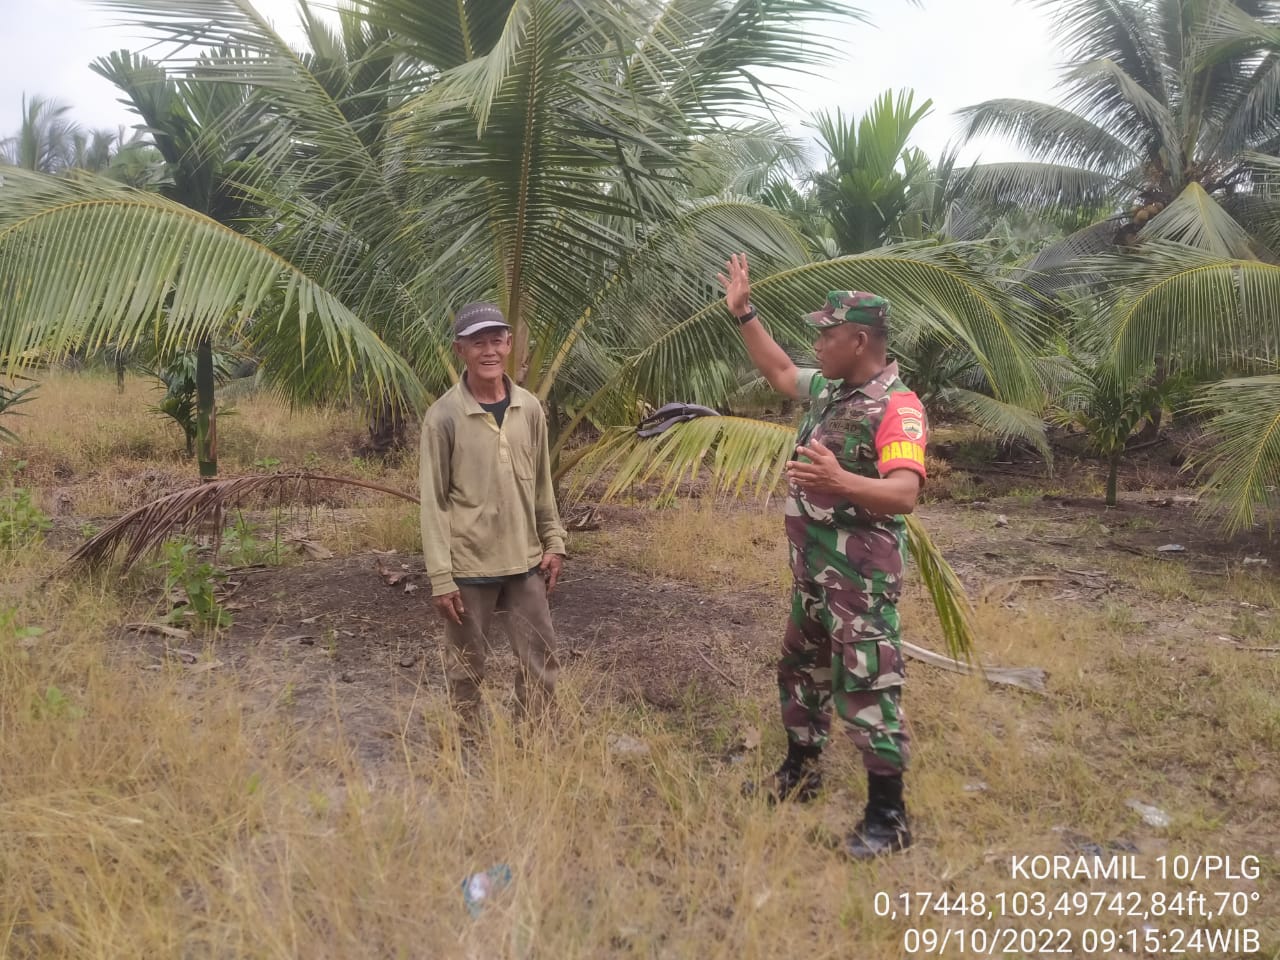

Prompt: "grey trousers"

[443,572,559,717]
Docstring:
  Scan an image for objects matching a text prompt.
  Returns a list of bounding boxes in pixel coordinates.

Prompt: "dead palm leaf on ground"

[66,473,420,571]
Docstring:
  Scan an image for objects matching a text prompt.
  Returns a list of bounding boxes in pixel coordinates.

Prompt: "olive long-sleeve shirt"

[419,376,567,597]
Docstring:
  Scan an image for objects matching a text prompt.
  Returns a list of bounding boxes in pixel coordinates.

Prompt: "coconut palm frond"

[1186,373,1280,535]
[1062,57,1180,156]
[609,243,1049,425]
[903,512,977,663]
[1019,219,1123,273]
[566,415,793,505]
[96,0,392,173]
[686,122,815,199]
[1200,1,1280,64]
[621,0,857,120]
[955,98,1138,171]
[565,415,977,661]
[353,0,517,69]
[958,161,1125,210]
[1046,0,1168,101]
[531,196,813,406]
[1093,242,1280,374]
[1222,189,1280,254]
[66,472,420,570]
[1010,219,1123,300]
[0,168,422,409]
[1213,50,1280,157]
[1141,181,1263,259]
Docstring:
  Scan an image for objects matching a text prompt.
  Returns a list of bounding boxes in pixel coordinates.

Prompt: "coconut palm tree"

[0,96,80,173]
[957,0,1280,271]
[85,47,282,476]
[1148,1,1280,531]
[1075,235,1280,528]
[61,0,868,450]
[808,89,936,255]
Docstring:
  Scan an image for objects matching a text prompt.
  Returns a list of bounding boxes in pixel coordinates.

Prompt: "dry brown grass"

[2,384,1278,958]
[573,504,1280,880]
[326,503,423,556]
[572,499,790,595]
[11,370,366,470]
[5,522,1278,957]
[6,371,411,518]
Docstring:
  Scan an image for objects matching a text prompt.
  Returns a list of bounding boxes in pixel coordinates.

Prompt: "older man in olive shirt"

[420,302,568,718]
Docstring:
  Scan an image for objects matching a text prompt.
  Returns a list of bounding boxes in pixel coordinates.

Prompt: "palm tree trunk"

[548,396,563,450]
[195,339,217,479]
[1106,450,1121,507]
[1134,406,1163,444]
[366,399,409,458]
[1134,356,1167,444]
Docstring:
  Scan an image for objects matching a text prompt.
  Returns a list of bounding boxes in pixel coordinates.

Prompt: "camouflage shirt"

[784,362,928,598]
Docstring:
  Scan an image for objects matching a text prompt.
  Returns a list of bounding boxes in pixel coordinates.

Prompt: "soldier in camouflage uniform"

[717,253,928,859]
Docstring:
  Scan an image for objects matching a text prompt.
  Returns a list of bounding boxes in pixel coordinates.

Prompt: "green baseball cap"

[805,290,890,328]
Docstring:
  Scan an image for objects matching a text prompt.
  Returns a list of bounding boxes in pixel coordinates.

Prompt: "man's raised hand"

[716,252,751,317]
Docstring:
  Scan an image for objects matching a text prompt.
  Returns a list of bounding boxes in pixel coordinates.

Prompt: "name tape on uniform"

[880,441,925,467]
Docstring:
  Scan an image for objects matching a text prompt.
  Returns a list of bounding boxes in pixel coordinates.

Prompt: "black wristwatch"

[736,304,758,325]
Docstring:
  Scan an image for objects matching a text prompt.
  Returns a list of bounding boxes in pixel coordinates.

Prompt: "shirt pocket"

[820,415,875,472]
[511,439,536,480]
[810,424,863,477]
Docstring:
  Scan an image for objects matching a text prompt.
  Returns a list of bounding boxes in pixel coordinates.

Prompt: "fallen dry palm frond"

[979,574,1064,605]
[901,642,1048,695]
[65,473,420,571]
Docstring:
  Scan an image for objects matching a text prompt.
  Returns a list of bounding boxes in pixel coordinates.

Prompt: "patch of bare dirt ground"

[141,552,776,764]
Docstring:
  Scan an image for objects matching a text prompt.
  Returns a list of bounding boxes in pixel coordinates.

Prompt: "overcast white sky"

[0,0,1064,164]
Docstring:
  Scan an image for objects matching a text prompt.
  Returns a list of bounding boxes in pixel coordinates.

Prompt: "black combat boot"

[742,740,823,804]
[844,772,912,859]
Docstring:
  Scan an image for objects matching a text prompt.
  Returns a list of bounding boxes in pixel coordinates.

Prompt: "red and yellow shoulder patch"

[875,392,929,478]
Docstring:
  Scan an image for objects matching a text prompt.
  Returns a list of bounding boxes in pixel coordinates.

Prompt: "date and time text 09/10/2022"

[898,925,1262,956]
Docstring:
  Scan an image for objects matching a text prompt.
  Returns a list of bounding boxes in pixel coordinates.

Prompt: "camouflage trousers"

[778,578,910,775]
